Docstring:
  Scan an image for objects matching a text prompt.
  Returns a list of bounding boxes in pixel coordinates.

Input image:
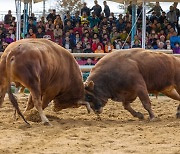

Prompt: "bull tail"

[7,85,30,125]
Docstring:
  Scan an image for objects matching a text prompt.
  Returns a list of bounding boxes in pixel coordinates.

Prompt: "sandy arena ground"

[0,94,180,154]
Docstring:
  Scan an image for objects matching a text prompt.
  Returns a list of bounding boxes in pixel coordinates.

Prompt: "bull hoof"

[176,112,180,119]
[43,121,52,126]
[136,112,144,120]
[149,117,161,122]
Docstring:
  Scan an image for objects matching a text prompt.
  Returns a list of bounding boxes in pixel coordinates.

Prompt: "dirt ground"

[0,94,180,154]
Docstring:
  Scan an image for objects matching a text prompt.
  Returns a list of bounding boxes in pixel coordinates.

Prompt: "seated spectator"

[53,25,62,39]
[4,10,12,24]
[120,30,128,41]
[173,42,180,54]
[1,42,8,52]
[28,19,37,33]
[83,43,93,53]
[74,32,81,45]
[123,42,130,49]
[73,22,82,36]
[164,40,171,50]
[132,40,141,48]
[159,11,166,23]
[54,14,63,29]
[8,28,15,41]
[36,27,45,38]
[4,33,14,44]
[113,39,122,49]
[157,42,165,49]
[64,20,73,33]
[46,19,54,32]
[72,11,81,26]
[94,44,104,53]
[64,13,73,26]
[29,13,37,26]
[37,21,45,33]
[62,36,74,52]
[85,58,95,65]
[88,12,100,28]
[73,42,83,53]
[105,41,114,53]
[27,28,36,38]
[82,36,91,48]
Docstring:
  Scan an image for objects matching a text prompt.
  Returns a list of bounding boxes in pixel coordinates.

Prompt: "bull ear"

[84,80,94,91]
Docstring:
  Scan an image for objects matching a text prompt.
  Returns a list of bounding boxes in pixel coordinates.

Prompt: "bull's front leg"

[137,87,155,120]
[122,102,144,120]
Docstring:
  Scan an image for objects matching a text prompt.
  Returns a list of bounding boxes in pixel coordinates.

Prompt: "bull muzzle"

[94,107,103,115]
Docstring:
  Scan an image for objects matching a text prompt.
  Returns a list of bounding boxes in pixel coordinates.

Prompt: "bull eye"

[85,94,93,102]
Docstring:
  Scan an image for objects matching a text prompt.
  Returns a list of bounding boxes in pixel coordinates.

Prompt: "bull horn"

[78,101,92,113]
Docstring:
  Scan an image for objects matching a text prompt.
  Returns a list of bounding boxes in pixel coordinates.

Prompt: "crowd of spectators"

[0,1,180,60]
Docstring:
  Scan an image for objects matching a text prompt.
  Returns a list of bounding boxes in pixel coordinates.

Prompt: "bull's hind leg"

[162,87,180,118]
[31,90,50,125]
[123,101,144,120]
[23,94,34,114]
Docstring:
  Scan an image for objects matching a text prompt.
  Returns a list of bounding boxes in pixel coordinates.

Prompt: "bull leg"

[30,89,50,125]
[162,88,180,118]
[137,85,155,120]
[23,94,34,114]
[176,104,180,118]
[123,102,144,120]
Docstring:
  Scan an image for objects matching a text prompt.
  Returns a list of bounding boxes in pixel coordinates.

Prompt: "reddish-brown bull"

[85,49,180,120]
[0,39,90,125]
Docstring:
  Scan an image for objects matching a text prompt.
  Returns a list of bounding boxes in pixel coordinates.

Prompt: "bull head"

[84,80,104,115]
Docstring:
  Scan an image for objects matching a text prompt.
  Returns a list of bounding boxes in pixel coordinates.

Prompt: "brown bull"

[85,49,180,120]
[0,39,89,125]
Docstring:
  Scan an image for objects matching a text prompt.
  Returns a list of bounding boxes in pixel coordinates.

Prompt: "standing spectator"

[90,0,102,18]
[173,2,180,33]
[46,9,56,22]
[54,15,63,29]
[81,2,90,16]
[147,2,163,17]
[4,10,12,24]
[158,11,166,23]
[167,6,177,27]
[103,1,110,18]
[127,2,132,15]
